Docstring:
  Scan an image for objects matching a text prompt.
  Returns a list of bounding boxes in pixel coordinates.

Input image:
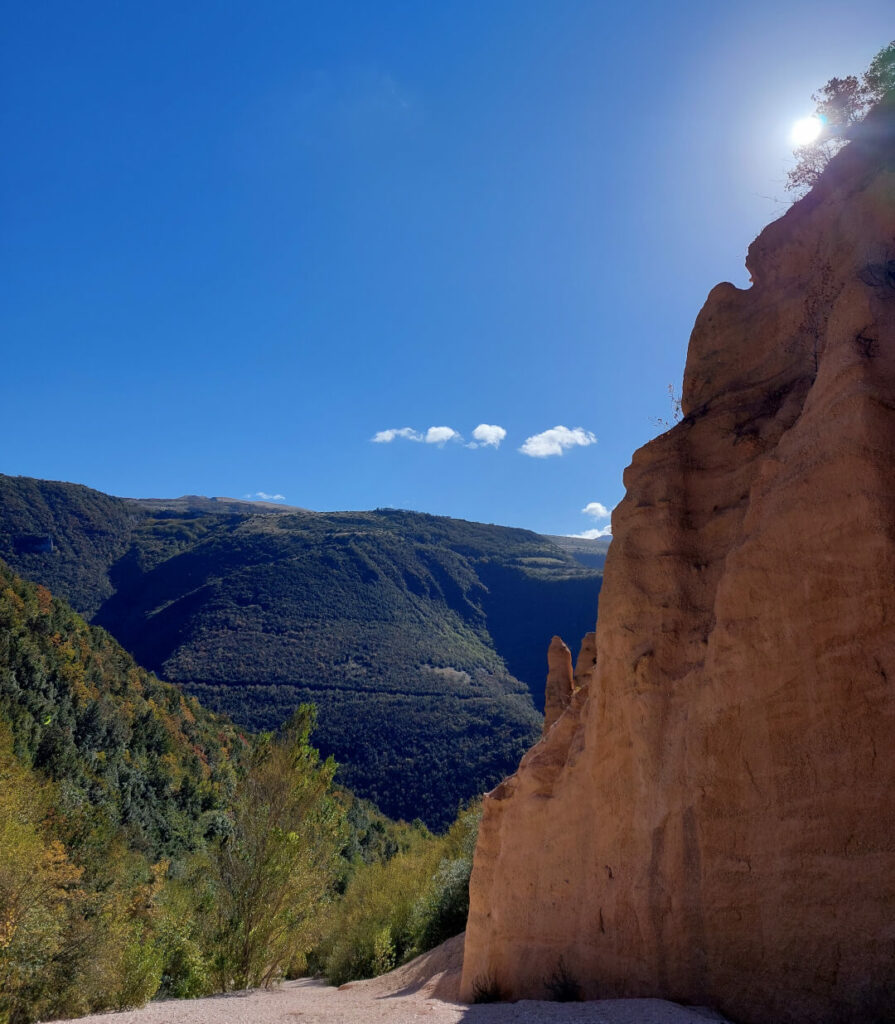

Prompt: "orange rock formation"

[543,636,573,734]
[461,109,895,1023]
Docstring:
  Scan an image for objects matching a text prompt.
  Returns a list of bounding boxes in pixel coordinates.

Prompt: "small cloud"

[581,501,610,519]
[467,424,507,449]
[371,427,423,443]
[568,526,612,539]
[425,426,461,445]
[519,426,597,458]
[244,491,286,502]
[370,425,461,446]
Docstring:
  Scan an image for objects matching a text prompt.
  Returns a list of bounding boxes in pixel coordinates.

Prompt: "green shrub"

[159,934,210,999]
[205,707,346,991]
[320,840,437,985]
[408,803,479,950]
[156,880,213,999]
[318,802,481,985]
[371,926,397,975]
[113,930,165,1010]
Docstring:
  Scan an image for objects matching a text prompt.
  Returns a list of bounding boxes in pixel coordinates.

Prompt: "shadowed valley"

[0,477,603,826]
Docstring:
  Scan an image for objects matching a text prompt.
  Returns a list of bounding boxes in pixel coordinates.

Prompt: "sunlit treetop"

[787,40,895,194]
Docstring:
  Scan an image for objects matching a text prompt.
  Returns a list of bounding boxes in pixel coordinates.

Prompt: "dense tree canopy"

[0,475,604,827]
[0,562,481,1021]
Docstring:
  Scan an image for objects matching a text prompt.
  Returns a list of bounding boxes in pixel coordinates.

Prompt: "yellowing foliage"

[0,727,83,1024]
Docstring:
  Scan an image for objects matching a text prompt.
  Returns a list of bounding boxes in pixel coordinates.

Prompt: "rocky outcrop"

[543,636,574,733]
[573,630,596,689]
[543,632,597,735]
[461,108,895,1023]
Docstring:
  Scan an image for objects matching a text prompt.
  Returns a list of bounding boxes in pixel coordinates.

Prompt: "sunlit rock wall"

[461,109,895,1024]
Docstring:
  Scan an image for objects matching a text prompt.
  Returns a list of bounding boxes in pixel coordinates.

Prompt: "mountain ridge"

[0,473,602,826]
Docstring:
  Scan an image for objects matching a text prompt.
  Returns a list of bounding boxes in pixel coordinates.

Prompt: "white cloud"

[581,501,610,519]
[425,426,460,445]
[519,426,597,458]
[371,427,423,443]
[244,491,286,502]
[467,423,507,449]
[568,526,613,539]
[370,425,461,446]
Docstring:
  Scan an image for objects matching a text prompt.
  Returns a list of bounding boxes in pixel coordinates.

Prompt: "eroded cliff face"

[461,115,895,1023]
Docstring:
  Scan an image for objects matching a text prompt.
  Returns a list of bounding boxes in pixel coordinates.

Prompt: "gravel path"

[53,936,732,1024]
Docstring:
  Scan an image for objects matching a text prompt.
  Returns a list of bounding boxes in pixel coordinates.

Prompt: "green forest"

[0,475,602,826]
[0,561,483,1022]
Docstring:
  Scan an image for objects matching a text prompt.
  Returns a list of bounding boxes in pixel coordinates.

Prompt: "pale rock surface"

[573,631,597,689]
[540,634,577,733]
[543,636,574,733]
[461,107,895,1023]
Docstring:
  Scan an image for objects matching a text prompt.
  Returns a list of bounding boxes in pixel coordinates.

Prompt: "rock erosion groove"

[461,105,895,1023]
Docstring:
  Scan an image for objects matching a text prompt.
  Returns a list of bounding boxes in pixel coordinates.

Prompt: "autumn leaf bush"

[0,728,83,1024]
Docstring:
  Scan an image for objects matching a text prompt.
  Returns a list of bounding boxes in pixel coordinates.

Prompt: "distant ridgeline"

[0,474,603,826]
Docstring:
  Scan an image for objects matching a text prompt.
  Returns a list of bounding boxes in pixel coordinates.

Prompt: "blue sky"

[2,2,891,536]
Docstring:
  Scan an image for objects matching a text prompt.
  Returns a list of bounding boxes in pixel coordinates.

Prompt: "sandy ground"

[54,935,732,1024]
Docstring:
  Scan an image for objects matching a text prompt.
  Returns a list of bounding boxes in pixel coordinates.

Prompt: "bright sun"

[791,116,823,146]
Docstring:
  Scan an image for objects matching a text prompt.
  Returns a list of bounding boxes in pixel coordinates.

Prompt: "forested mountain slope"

[0,560,399,1018]
[546,533,611,570]
[0,559,243,862]
[0,475,601,825]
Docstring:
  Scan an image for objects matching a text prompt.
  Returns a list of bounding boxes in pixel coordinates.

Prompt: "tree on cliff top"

[787,40,895,194]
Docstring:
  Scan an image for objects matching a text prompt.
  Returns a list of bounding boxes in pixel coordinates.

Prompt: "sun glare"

[791,115,823,146]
